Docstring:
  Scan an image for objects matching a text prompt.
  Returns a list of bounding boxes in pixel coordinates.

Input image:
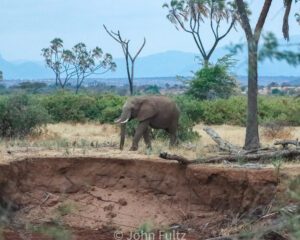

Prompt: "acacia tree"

[70,43,116,93]
[163,0,237,66]
[42,39,115,92]
[41,38,64,86]
[42,39,75,89]
[103,25,146,96]
[235,0,298,150]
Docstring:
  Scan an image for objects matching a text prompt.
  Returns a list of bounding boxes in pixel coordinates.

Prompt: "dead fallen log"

[159,152,194,165]
[274,139,299,149]
[161,127,300,165]
[160,149,300,165]
[203,127,242,154]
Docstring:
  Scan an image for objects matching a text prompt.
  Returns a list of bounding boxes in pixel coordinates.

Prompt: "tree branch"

[235,0,253,40]
[133,38,146,62]
[103,25,122,43]
[282,0,292,41]
[254,0,273,41]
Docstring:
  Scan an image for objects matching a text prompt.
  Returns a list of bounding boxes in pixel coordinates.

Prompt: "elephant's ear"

[137,101,157,122]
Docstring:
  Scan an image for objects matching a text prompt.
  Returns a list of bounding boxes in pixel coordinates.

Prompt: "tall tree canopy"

[163,0,237,66]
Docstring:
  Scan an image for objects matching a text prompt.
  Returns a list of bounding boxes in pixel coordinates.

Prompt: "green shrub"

[186,56,239,100]
[201,96,247,125]
[0,94,50,138]
[41,92,99,122]
[95,94,126,123]
[258,96,300,125]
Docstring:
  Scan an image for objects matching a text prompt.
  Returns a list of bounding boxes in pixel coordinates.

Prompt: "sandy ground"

[0,122,299,164]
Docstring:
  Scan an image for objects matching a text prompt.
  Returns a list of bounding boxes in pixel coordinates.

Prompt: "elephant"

[115,96,180,151]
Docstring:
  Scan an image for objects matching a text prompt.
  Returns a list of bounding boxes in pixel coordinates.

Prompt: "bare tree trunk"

[235,0,273,150]
[245,39,260,150]
[203,57,209,67]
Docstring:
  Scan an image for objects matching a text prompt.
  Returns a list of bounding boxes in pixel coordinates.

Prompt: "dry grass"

[44,122,120,143]
[0,122,300,163]
[261,123,294,140]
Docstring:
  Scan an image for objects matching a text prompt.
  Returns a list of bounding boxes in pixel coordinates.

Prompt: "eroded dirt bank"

[0,157,278,239]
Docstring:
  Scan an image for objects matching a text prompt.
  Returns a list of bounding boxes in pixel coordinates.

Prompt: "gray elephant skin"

[115,96,180,151]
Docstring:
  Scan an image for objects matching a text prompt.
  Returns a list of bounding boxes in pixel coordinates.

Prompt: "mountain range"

[0,35,299,85]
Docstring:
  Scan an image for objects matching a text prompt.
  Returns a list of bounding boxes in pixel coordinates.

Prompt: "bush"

[41,92,99,122]
[201,96,247,125]
[41,92,126,123]
[174,95,202,141]
[95,94,126,123]
[262,121,293,140]
[258,96,300,125]
[186,56,239,100]
[0,94,50,138]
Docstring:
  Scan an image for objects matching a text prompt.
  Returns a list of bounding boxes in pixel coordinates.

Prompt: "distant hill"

[0,55,52,79]
[0,35,299,85]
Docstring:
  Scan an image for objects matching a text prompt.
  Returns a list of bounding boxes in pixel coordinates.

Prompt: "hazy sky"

[0,0,299,61]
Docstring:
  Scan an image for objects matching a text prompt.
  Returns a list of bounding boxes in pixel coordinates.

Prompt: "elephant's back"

[152,96,177,109]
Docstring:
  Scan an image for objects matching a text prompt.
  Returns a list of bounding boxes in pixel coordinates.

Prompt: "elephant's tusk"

[114,118,121,123]
[120,118,129,124]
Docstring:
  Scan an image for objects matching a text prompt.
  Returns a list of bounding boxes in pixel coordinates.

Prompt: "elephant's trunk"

[120,123,126,150]
[115,106,131,150]
[114,107,131,124]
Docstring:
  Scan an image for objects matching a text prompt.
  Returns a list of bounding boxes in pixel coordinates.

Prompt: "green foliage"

[95,94,126,123]
[0,94,50,138]
[41,92,126,123]
[186,57,239,100]
[11,81,47,94]
[41,92,99,122]
[174,95,203,141]
[137,221,153,234]
[143,85,160,95]
[163,0,236,64]
[259,32,300,66]
[201,96,247,125]
[1,92,300,141]
[196,96,300,126]
[258,96,300,125]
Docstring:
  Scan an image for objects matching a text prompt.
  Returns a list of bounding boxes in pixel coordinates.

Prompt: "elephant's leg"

[143,127,152,149]
[130,121,149,151]
[168,126,178,147]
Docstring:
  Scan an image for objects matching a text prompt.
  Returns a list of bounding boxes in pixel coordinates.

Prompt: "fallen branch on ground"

[274,139,299,149]
[160,149,300,165]
[203,127,242,154]
[160,127,300,165]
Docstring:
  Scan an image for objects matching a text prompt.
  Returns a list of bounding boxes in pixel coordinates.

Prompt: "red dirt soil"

[0,157,279,239]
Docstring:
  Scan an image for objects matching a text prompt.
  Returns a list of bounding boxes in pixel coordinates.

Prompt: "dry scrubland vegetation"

[0,122,299,163]
[0,93,299,162]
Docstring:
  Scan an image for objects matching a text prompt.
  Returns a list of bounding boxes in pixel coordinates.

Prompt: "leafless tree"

[103,25,146,95]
